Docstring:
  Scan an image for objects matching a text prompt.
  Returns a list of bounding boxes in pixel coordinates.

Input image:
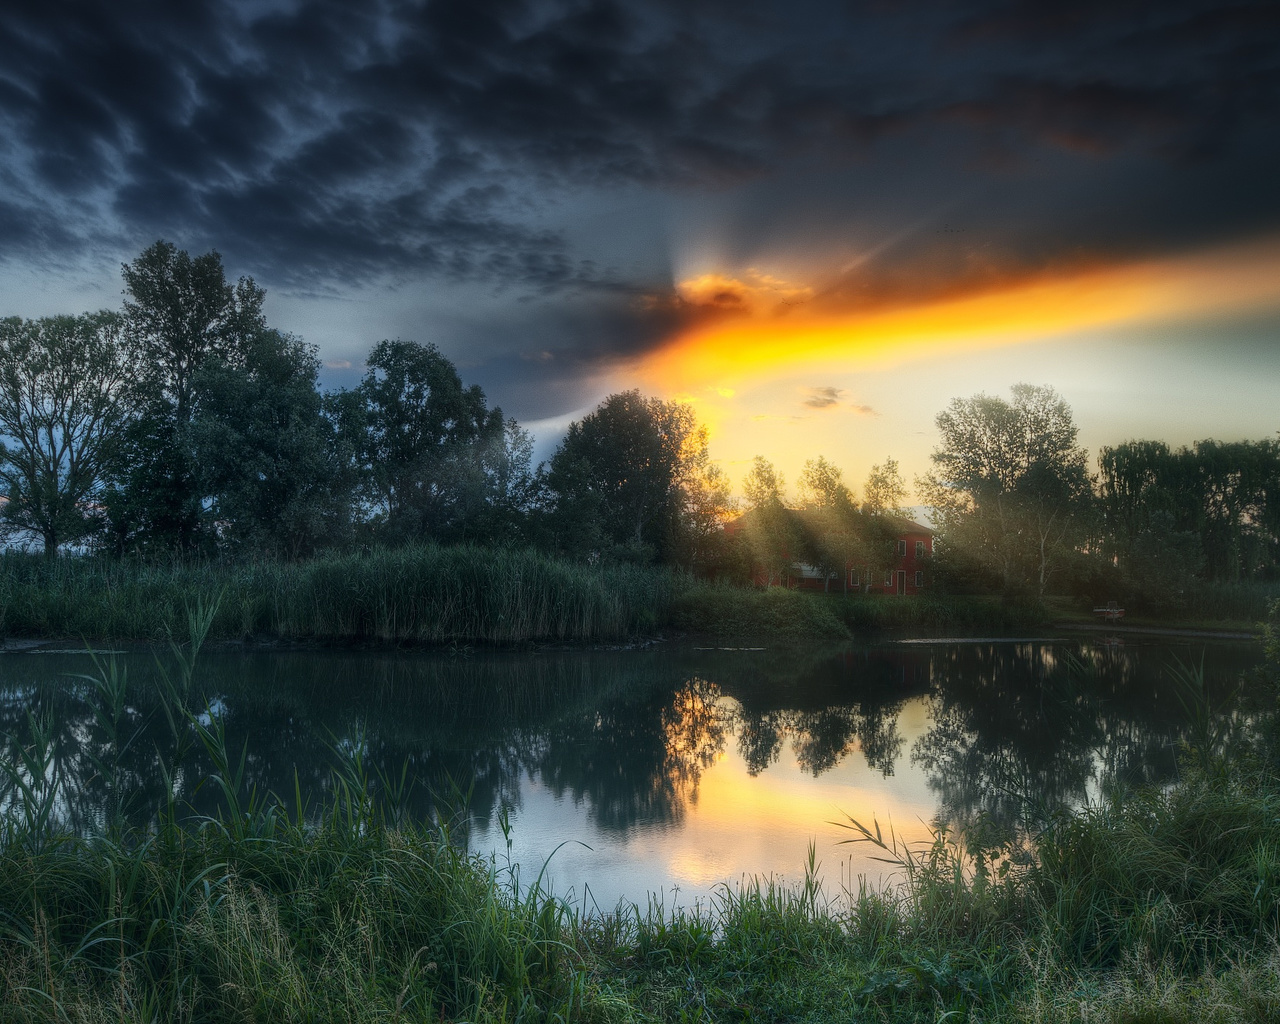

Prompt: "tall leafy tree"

[863,458,907,517]
[796,456,857,592]
[0,312,135,555]
[122,241,266,425]
[352,339,507,542]
[922,383,1091,595]
[739,455,795,585]
[1100,437,1280,583]
[191,330,354,557]
[545,391,714,561]
[109,241,266,553]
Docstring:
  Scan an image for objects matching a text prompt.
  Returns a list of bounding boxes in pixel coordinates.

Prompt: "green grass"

[837,593,1052,632]
[1048,581,1280,634]
[3,611,1280,1022]
[669,581,852,642]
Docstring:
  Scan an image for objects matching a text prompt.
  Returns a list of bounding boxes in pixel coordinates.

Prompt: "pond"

[0,635,1264,911]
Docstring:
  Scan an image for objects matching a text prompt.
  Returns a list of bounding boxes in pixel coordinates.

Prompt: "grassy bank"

[6,766,1280,1022]
[3,546,1266,646]
[3,621,1279,1022]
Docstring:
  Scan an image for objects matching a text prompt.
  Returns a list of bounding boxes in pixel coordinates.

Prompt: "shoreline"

[1,619,1263,656]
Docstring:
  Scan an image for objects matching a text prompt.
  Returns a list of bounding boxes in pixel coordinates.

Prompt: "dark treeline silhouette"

[0,243,723,563]
[1,243,1277,615]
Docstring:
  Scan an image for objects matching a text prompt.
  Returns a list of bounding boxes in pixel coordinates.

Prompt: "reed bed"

[0,546,678,644]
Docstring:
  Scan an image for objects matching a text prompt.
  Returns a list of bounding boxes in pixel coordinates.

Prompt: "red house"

[725,509,934,595]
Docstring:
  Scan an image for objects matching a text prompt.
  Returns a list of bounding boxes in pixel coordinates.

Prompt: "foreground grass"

[5,762,1280,1022]
[3,613,1280,1022]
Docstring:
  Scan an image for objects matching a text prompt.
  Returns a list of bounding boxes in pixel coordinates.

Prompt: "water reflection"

[0,638,1263,905]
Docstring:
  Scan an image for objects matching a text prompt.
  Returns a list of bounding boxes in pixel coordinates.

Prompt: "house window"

[897,540,907,556]
[885,571,893,587]
[915,570,924,587]
[848,569,859,590]
[915,541,925,558]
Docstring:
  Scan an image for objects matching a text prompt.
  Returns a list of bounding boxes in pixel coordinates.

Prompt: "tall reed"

[0,545,679,644]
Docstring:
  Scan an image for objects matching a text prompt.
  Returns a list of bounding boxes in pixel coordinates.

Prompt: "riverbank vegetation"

[0,545,1060,644]
[2,612,1279,1021]
[0,546,675,644]
[3,241,1279,641]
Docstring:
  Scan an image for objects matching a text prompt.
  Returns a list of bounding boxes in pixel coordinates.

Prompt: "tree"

[921,383,1091,595]
[109,241,267,553]
[863,458,907,516]
[740,456,794,585]
[0,313,136,555]
[1099,437,1280,585]
[674,459,735,569]
[796,456,857,591]
[545,391,713,561]
[351,339,507,542]
[191,330,354,557]
[122,241,265,424]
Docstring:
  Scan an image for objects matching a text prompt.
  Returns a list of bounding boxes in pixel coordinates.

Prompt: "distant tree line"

[920,383,1280,606]
[1,242,1276,609]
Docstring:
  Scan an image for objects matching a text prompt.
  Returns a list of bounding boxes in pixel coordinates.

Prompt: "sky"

[1,0,1278,498]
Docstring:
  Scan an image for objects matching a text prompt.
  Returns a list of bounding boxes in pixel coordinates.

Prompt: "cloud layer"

[1,0,1277,387]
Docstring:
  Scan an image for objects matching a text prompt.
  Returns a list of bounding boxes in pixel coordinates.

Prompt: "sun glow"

[635,238,1280,400]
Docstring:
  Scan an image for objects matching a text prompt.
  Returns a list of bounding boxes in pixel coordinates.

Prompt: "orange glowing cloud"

[633,237,1280,398]
[675,269,815,314]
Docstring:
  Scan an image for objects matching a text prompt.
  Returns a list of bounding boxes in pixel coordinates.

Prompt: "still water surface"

[0,636,1263,910]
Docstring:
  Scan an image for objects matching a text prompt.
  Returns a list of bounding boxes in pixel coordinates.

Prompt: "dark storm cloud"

[1,0,1277,326]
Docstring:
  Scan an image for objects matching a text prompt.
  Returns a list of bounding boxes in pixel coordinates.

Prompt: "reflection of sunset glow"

[661,734,938,890]
[635,239,1280,400]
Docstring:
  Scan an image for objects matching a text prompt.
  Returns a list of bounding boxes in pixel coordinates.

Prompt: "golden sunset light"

[626,237,1280,494]
[640,237,1280,397]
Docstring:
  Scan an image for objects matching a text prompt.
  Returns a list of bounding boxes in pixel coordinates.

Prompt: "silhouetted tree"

[545,390,718,562]
[191,330,354,557]
[0,312,136,554]
[107,241,267,553]
[349,339,511,542]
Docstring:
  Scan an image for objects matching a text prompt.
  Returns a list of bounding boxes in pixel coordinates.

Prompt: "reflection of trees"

[0,640,1263,851]
[731,704,904,778]
[0,649,673,835]
[736,710,787,775]
[913,644,1103,837]
[910,641,1261,839]
[723,647,921,778]
[533,677,729,831]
